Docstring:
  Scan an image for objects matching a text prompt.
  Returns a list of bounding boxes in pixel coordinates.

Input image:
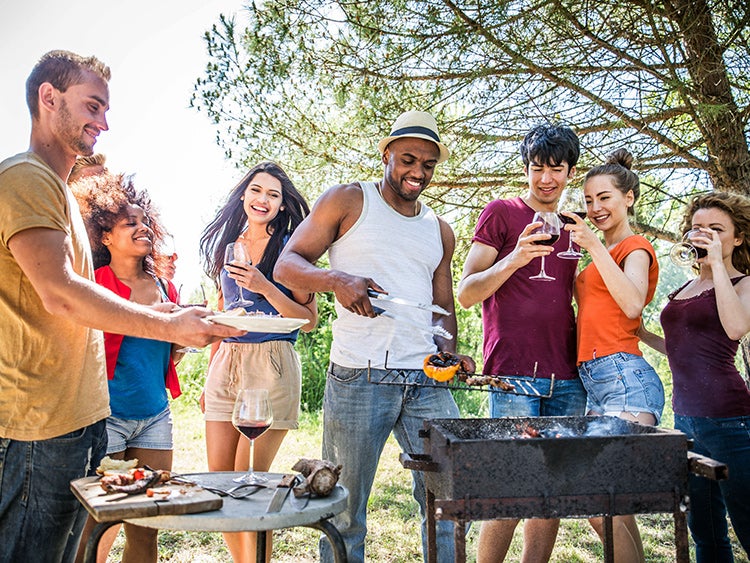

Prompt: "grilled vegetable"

[423,351,465,382]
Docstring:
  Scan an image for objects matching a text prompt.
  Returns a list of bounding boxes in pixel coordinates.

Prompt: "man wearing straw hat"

[276,110,474,563]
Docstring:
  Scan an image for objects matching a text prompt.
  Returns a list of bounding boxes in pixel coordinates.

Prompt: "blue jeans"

[578,352,665,423]
[0,420,108,563]
[319,363,460,563]
[489,376,586,418]
[675,414,750,562]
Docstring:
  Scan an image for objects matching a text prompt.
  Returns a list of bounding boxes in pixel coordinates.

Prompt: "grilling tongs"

[367,289,450,316]
[371,306,453,340]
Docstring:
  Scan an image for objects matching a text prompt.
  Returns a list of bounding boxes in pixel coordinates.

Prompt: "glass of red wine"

[232,388,273,484]
[670,229,708,268]
[557,188,586,259]
[224,242,254,309]
[529,211,561,282]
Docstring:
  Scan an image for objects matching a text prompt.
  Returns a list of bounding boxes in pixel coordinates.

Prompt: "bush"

[297,292,335,412]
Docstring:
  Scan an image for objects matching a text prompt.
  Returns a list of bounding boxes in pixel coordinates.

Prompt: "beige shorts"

[204,340,301,429]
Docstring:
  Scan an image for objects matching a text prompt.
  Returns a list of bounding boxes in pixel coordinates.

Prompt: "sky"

[0,0,248,298]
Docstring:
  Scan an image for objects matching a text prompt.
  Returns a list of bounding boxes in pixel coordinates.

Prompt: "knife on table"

[266,474,298,513]
[367,289,450,316]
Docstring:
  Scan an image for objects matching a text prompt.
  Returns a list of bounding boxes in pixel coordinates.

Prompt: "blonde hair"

[69,153,107,183]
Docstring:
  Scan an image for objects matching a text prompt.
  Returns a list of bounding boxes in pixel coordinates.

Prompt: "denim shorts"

[489,376,587,418]
[106,406,173,453]
[578,352,665,424]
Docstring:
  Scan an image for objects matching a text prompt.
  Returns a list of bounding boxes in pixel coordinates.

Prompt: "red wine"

[236,423,270,440]
[559,211,587,225]
[532,233,560,246]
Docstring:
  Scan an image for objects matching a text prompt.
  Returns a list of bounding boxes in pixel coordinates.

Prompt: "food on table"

[96,455,139,475]
[291,458,341,497]
[99,468,170,495]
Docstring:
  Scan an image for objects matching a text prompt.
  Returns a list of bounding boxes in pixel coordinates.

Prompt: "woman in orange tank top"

[562,148,664,563]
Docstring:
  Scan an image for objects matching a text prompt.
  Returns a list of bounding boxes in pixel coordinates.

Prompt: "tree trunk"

[671,0,750,195]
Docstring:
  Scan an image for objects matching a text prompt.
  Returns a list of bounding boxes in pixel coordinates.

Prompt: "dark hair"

[520,123,580,169]
[682,192,750,274]
[71,172,165,272]
[26,50,111,119]
[584,148,640,216]
[200,161,310,283]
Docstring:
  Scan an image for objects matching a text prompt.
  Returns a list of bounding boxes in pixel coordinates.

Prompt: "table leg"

[602,515,615,563]
[83,521,121,563]
[306,519,348,563]
[256,530,267,563]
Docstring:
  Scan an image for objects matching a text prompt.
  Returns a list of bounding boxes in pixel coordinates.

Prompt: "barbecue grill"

[402,416,727,563]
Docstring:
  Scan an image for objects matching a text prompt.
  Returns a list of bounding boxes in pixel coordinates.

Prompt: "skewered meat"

[459,373,516,392]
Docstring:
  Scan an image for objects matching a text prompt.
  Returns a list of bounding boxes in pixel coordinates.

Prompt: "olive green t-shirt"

[0,152,109,440]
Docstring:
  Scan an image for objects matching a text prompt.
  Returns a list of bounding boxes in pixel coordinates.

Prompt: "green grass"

[102,399,749,562]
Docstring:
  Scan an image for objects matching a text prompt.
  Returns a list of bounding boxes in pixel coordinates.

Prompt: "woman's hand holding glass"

[557,188,587,259]
[669,228,716,268]
[224,242,254,309]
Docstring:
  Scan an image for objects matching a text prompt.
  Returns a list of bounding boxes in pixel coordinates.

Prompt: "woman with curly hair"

[199,161,317,562]
[641,192,750,562]
[72,173,181,563]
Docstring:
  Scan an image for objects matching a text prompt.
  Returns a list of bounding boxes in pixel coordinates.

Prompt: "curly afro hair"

[71,172,167,273]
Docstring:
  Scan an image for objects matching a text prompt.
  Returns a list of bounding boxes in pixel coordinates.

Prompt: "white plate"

[207,315,309,333]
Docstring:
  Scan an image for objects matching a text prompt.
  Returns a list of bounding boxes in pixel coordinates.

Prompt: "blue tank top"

[108,336,171,419]
[220,236,299,344]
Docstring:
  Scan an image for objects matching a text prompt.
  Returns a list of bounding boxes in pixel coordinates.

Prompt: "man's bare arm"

[9,228,242,347]
[275,184,384,317]
[431,218,476,371]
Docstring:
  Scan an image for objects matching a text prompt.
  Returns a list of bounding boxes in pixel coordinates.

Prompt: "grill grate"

[365,352,554,398]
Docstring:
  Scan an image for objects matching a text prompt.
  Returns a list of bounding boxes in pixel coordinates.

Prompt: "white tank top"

[328,181,443,368]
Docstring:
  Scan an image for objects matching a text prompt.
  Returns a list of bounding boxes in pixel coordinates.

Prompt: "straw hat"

[377,111,450,163]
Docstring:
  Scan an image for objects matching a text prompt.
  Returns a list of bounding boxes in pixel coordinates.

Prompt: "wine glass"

[669,229,707,268]
[224,242,254,309]
[232,388,273,484]
[529,211,561,282]
[557,188,586,259]
[175,284,209,353]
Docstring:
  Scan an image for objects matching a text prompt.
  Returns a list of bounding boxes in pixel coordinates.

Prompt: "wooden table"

[72,471,348,562]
